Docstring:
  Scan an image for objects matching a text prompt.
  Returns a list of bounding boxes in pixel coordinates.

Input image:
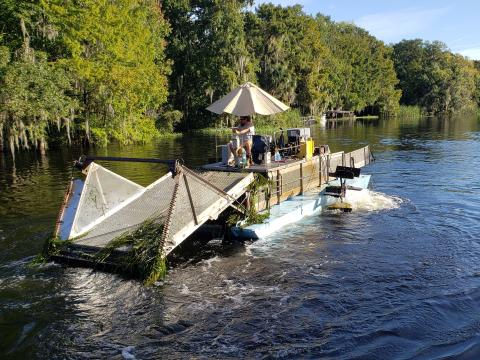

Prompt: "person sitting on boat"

[230,115,255,164]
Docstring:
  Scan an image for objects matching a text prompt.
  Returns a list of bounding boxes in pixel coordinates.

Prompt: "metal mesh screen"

[73,172,176,247]
[70,163,144,238]
[72,165,252,256]
[162,170,249,252]
[196,171,248,193]
[161,174,195,250]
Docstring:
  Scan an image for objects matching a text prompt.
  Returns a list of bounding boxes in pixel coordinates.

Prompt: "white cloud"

[459,47,480,60]
[355,7,449,43]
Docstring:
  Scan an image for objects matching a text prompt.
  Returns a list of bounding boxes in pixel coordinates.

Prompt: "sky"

[255,0,480,60]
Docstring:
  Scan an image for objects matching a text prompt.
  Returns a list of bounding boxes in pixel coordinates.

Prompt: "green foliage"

[110,116,159,145]
[0,50,76,156]
[165,2,402,122]
[254,109,304,129]
[0,0,171,154]
[397,105,423,119]
[96,219,167,285]
[163,0,256,130]
[474,61,480,107]
[90,127,108,148]
[45,0,171,143]
[393,40,478,114]
[246,5,333,114]
[157,110,183,133]
[29,236,75,269]
[318,19,401,114]
[228,173,271,227]
[42,236,71,257]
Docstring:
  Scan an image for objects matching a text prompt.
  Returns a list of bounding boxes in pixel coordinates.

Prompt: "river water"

[1,115,480,359]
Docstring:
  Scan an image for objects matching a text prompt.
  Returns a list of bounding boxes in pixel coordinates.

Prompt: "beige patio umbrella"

[206,82,290,116]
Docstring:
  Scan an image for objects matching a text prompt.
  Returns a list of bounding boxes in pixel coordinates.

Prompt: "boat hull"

[231,174,371,239]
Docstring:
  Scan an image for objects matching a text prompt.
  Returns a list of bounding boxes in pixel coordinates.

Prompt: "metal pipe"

[75,155,179,175]
[300,163,304,195]
[82,156,177,165]
[276,170,281,204]
[319,156,323,186]
[54,179,74,238]
[183,174,199,225]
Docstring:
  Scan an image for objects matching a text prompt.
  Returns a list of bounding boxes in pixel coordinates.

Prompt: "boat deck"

[202,145,374,211]
[202,157,312,173]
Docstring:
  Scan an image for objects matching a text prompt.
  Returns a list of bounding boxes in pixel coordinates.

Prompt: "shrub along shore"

[0,1,479,157]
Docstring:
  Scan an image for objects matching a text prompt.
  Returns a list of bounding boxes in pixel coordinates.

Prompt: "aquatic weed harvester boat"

[45,83,374,283]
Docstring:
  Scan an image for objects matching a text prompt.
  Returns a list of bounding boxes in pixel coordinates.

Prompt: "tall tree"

[0,0,171,153]
[163,0,255,129]
[44,0,171,144]
[0,2,76,156]
[322,20,400,113]
[393,40,477,113]
[246,4,333,114]
[474,60,480,107]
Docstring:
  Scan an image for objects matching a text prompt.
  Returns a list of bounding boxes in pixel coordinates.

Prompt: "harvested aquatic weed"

[228,173,271,227]
[96,219,167,284]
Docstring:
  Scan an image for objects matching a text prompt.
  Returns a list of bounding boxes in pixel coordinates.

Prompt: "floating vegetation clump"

[96,219,167,285]
[31,236,72,266]
[43,236,68,256]
[37,236,70,261]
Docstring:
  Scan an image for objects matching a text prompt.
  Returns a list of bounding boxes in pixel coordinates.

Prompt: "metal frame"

[54,179,74,238]
[74,155,180,176]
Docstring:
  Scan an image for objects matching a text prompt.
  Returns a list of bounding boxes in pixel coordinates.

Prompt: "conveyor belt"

[58,163,254,257]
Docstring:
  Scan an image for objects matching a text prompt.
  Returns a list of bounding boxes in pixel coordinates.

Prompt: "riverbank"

[4,108,478,159]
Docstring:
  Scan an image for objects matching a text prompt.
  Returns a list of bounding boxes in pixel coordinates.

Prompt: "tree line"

[0,1,479,156]
[393,40,480,114]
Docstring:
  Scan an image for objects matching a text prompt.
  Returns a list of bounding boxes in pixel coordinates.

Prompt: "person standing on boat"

[230,116,255,165]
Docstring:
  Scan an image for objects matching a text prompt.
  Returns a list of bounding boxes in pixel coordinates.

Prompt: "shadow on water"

[1,113,480,358]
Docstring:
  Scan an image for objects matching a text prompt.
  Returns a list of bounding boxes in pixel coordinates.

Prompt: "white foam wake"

[344,189,403,212]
